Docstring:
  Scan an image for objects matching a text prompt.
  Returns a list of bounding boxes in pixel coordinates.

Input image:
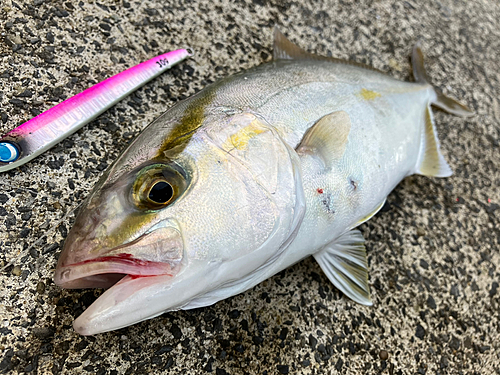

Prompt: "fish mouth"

[54,255,176,289]
[54,225,184,290]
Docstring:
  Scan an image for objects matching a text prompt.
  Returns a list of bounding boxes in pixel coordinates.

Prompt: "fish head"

[54,103,304,335]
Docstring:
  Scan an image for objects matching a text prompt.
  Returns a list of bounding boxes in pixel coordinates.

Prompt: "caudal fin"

[412,42,474,118]
[411,42,473,178]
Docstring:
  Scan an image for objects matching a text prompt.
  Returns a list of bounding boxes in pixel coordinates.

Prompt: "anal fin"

[313,229,372,306]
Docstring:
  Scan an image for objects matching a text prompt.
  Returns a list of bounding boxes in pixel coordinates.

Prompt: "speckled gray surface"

[0,0,499,374]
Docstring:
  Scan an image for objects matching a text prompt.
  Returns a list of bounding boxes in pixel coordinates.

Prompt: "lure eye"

[0,141,20,163]
[148,181,174,204]
[133,163,188,210]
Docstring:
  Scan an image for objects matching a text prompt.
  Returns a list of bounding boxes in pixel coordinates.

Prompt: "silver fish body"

[54,31,472,335]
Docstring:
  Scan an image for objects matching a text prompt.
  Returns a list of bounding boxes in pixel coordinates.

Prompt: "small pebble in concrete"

[277,364,289,374]
[36,282,46,294]
[379,350,389,360]
[11,266,21,276]
[416,324,426,340]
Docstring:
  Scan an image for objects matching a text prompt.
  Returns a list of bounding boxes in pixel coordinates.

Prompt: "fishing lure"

[0,48,193,172]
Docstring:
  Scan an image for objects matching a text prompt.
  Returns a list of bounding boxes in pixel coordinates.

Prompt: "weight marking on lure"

[156,58,170,68]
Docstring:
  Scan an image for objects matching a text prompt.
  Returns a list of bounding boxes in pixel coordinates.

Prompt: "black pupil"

[148,181,173,204]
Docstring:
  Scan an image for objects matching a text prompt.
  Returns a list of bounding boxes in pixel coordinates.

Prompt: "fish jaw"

[72,261,211,335]
[72,275,174,335]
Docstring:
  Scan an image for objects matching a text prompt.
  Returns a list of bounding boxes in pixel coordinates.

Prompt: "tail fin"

[412,42,474,117]
[411,42,474,178]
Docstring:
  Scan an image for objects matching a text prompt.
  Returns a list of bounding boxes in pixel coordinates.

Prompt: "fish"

[54,30,473,335]
[0,48,193,172]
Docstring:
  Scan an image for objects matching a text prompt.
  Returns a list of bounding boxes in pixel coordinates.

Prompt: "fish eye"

[148,181,173,204]
[132,163,188,210]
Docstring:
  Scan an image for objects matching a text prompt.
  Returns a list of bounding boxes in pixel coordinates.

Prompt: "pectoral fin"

[296,111,351,169]
[313,229,372,305]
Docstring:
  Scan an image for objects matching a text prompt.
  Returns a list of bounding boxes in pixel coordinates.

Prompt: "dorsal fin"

[273,28,387,74]
[273,28,317,60]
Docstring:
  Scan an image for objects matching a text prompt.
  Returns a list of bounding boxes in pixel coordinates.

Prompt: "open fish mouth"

[54,225,184,290]
[54,255,176,289]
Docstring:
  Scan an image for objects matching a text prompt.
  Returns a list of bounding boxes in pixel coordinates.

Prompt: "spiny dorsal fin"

[313,229,372,306]
[296,111,351,169]
[415,105,453,177]
[273,28,317,60]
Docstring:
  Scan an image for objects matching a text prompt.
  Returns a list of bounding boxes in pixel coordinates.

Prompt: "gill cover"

[175,112,307,309]
[204,112,305,267]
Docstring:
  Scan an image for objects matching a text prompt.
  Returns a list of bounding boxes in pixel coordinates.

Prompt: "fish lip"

[54,254,175,289]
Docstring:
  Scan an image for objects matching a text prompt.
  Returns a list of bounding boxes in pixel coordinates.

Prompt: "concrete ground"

[0,0,499,374]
